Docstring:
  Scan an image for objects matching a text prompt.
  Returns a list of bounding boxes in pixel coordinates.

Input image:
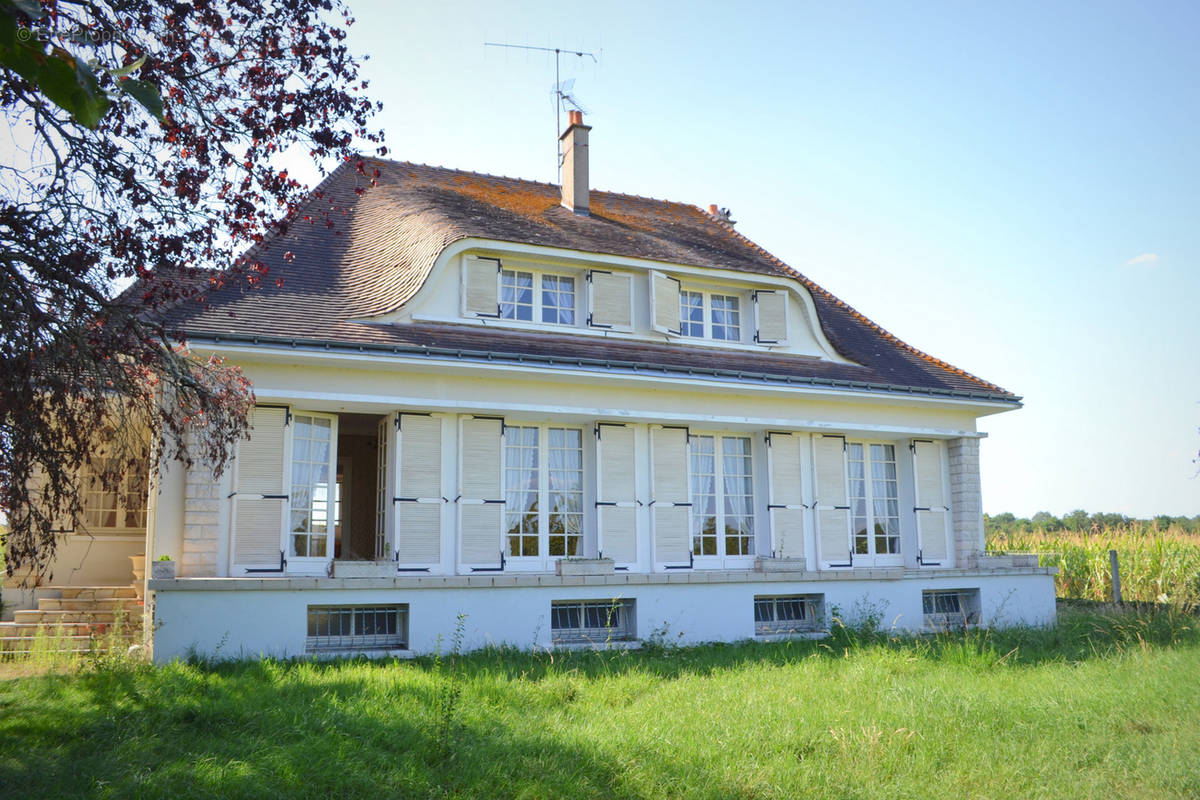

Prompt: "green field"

[2,604,1198,799]
[988,523,1200,609]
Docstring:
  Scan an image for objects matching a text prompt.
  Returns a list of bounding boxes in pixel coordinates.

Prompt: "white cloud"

[1125,253,1159,267]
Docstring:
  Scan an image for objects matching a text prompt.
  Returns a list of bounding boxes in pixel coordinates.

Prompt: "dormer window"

[500,269,576,325]
[679,289,743,341]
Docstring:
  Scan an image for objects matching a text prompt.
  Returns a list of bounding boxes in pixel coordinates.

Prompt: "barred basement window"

[551,599,635,644]
[754,594,823,635]
[306,605,408,652]
[922,589,981,630]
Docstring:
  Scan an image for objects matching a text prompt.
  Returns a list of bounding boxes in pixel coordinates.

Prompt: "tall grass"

[1,605,1198,799]
[989,524,1200,608]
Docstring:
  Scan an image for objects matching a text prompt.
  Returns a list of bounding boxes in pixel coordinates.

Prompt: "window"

[679,289,743,341]
[754,594,823,635]
[306,604,408,651]
[500,269,576,325]
[81,457,148,531]
[290,414,334,558]
[690,434,755,562]
[504,425,584,562]
[848,442,900,559]
[922,589,981,630]
[551,599,635,644]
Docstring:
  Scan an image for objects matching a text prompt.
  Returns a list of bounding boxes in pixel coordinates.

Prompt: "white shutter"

[650,426,691,566]
[231,406,289,572]
[458,416,503,570]
[912,439,952,566]
[649,270,681,335]
[754,290,789,345]
[766,432,806,558]
[394,414,444,566]
[461,255,500,317]
[596,423,637,564]
[588,271,634,330]
[812,434,852,568]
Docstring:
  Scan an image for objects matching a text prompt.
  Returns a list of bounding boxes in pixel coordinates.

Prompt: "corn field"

[988,525,1200,609]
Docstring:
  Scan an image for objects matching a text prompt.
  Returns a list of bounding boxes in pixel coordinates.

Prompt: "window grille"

[754,594,823,635]
[922,589,981,630]
[306,605,408,652]
[551,599,635,644]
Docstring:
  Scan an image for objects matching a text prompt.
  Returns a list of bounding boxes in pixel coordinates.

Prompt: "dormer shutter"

[587,271,634,330]
[649,270,681,335]
[753,290,789,345]
[813,434,852,568]
[462,256,500,318]
[912,439,952,567]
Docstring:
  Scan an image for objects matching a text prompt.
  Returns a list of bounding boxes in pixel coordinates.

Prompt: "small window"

[922,589,981,631]
[306,604,408,652]
[678,288,744,342]
[500,269,576,325]
[81,457,149,531]
[754,594,823,635]
[551,599,635,644]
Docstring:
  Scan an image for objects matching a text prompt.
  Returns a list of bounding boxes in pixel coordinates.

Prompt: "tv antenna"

[483,42,599,180]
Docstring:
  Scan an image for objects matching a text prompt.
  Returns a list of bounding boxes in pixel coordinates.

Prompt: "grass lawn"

[1,603,1198,799]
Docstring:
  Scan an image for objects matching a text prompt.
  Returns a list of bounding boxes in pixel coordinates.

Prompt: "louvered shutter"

[596,423,637,564]
[462,255,500,317]
[649,270,681,335]
[766,432,806,558]
[588,271,634,330]
[231,406,289,573]
[754,290,789,345]
[650,426,691,567]
[394,414,444,567]
[375,417,391,559]
[912,439,952,566]
[458,416,503,570]
[813,434,852,568]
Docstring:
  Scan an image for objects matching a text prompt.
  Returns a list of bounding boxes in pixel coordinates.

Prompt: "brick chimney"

[560,110,590,215]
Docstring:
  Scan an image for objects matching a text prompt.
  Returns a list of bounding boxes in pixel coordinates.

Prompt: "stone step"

[13,609,144,627]
[37,597,143,612]
[0,622,102,637]
[54,586,138,600]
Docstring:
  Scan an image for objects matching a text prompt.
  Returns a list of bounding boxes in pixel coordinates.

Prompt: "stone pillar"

[948,437,984,568]
[181,459,221,577]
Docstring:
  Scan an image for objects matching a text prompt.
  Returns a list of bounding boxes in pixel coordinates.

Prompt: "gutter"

[183,332,1023,405]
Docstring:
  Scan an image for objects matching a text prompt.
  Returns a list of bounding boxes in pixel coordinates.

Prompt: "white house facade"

[11,113,1056,660]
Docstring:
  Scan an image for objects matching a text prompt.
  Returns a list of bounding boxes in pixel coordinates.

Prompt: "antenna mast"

[483,42,598,180]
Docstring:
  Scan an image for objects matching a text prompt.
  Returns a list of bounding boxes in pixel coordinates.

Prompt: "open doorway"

[334,412,386,561]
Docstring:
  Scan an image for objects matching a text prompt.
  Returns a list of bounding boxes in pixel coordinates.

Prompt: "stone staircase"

[0,586,144,658]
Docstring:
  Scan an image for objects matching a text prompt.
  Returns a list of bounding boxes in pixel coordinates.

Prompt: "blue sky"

[321,0,1199,517]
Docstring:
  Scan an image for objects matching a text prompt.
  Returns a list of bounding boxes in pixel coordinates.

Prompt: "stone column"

[181,459,221,577]
[948,437,984,568]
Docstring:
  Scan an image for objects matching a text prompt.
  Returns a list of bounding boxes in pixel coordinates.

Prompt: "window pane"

[290,415,333,558]
[690,436,718,556]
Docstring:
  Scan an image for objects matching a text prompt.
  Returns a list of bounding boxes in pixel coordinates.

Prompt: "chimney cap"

[568,110,583,126]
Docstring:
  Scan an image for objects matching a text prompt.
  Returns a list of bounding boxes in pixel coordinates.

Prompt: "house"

[9,111,1056,660]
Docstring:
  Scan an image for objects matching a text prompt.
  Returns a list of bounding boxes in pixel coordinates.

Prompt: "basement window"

[922,589,981,631]
[754,594,824,635]
[306,604,408,652]
[551,599,635,645]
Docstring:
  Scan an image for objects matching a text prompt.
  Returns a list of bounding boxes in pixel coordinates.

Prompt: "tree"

[0,0,382,579]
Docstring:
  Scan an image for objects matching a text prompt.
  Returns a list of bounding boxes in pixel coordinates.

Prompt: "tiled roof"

[166,158,1018,402]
